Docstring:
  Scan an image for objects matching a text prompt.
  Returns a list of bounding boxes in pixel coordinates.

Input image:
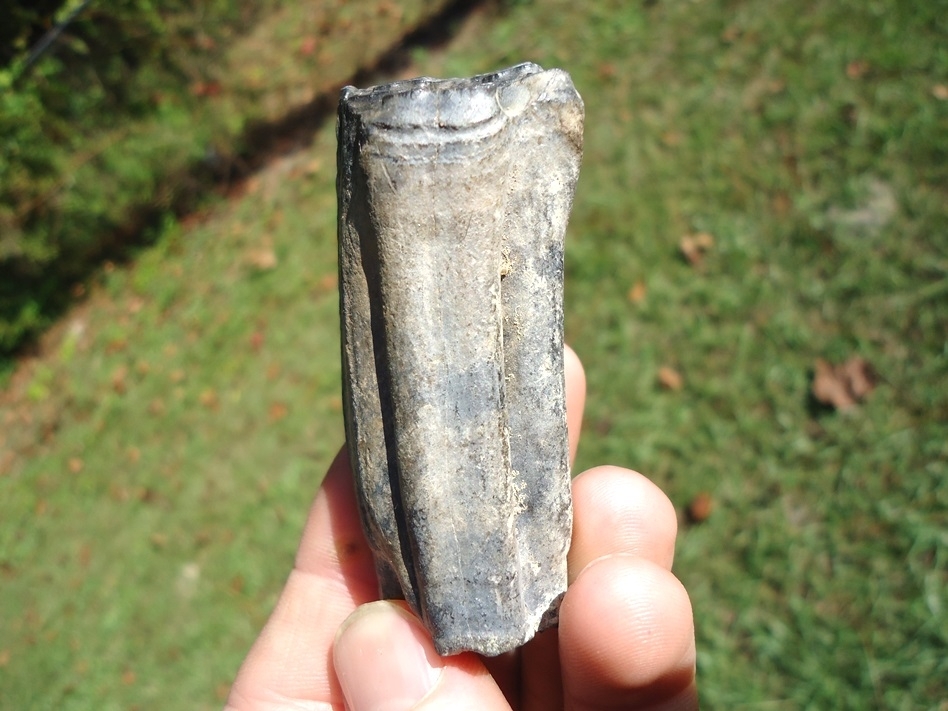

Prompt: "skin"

[226,347,698,710]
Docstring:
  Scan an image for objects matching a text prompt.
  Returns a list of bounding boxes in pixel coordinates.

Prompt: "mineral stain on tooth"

[336,62,584,657]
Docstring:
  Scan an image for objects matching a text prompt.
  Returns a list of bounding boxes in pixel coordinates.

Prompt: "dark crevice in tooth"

[337,62,583,657]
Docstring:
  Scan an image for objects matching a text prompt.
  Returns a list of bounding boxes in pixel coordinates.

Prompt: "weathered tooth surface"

[336,62,584,657]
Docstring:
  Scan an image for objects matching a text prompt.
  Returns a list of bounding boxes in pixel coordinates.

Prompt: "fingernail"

[333,601,444,711]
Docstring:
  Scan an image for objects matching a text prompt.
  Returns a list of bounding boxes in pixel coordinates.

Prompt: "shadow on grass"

[1,0,487,371]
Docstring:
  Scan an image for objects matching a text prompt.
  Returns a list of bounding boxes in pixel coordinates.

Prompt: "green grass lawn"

[2,0,946,708]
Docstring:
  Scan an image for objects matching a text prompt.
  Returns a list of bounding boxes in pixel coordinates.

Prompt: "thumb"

[333,600,511,711]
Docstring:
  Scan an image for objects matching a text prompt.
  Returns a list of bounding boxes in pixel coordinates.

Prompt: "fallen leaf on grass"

[658,366,684,391]
[846,59,869,79]
[106,338,128,354]
[627,280,647,304]
[127,296,146,315]
[597,62,617,80]
[190,80,222,97]
[687,492,714,523]
[594,418,614,436]
[299,36,317,56]
[0,649,10,667]
[229,575,245,594]
[812,356,878,411]
[316,273,338,294]
[269,402,289,422]
[68,457,83,474]
[199,389,219,410]
[377,0,403,19]
[111,366,128,394]
[679,232,714,266]
[933,84,948,101]
[245,248,278,271]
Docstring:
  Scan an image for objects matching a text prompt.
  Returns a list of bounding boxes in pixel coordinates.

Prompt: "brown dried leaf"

[299,36,317,56]
[812,357,877,411]
[933,84,948,101]
[190,81,222,97]
[127,296,146,315]
[317,273,338,294]
[658,366,684,391]
[680,232,714,266]
[106,338,128,354]
[111,366,128,394]
[687,492,714,523]
[269,402,288,422]
[199,389,219,410]
[627,280,647,304]
[846,60,869,79]
[377,0,402,19]
[246,248,278,271]
[597,62,617,80]
[840,356,878,401]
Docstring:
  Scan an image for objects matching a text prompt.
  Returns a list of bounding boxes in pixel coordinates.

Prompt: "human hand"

[226,347,698,710]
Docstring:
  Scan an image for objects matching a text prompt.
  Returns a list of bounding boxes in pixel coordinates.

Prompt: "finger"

[334,601,512,711]
[564,345,586,465]
[226,447,377,710]
[568,466,678,582]
[560,556,697,711]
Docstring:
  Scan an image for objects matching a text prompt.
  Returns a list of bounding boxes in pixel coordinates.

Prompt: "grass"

[2,0,947,708]
[0,0,456,355]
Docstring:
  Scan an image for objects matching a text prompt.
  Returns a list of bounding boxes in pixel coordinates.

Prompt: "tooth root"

[337,63,584,656]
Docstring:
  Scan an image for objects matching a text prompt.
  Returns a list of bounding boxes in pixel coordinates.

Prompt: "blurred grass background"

[1,0,946,708]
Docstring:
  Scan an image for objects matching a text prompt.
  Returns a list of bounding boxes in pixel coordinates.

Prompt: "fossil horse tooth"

[337,62,583,656]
